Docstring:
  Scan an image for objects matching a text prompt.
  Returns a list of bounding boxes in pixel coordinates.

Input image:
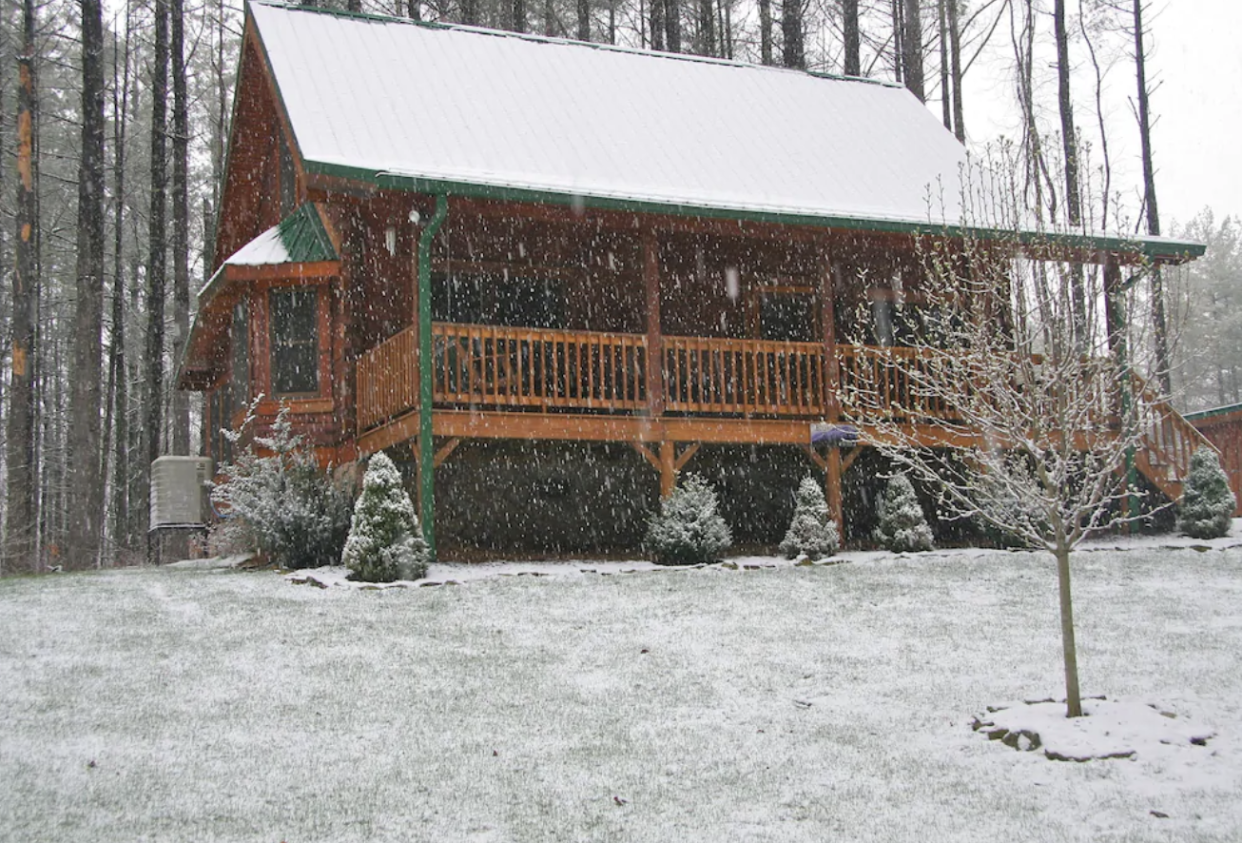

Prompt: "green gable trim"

[305,160,1206,262]
[1185,403,1242,423]
[277,202,337,263]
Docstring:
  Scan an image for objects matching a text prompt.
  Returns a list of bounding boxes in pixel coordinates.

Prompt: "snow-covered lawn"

[2,542,1241,842]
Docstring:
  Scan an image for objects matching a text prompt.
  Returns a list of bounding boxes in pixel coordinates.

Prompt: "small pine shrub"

[874,474,934,552]
[342,452,429,583]
[645,474,732,566]
[1177,448,1236,539]
[780,476,840,559]
[210,401,354,569]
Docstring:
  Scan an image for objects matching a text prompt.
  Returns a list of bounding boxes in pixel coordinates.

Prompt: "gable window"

[230,299,249,408]
[270,288,319,395]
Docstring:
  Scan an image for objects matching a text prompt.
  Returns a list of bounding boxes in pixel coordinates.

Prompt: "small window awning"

[179,203,340,390]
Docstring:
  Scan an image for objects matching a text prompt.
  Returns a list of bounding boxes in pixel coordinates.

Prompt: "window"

[758,290,817,342]
[270,288,319,395]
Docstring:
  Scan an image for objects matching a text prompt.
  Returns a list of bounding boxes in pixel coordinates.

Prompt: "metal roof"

[245,1,1203,261]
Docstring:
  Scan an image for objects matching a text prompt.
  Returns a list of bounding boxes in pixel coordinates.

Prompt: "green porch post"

[418,195,449,558]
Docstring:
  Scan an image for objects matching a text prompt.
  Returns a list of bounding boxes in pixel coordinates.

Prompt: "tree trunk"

[512,0,525,32]
[1054,0,1087,346]
[938,0,950,129]
[758,0,772,65]
[171,0,190,456]
[109,11,131,560]
[1054,540,1083,718]
[665,0,681,52]
[948,0,964,141]
[650,0,665,49]
[843,0,860,75]
[1133,0,1171,394]
[577,0,590,40]
[697,0,715,56]
[902,0,924,101]
[68,0,108,568]
[5,0,38,575]
[145,0,170,558]
[781,0,803,69]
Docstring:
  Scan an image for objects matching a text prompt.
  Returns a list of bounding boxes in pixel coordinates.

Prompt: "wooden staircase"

[1132,378,1217,504]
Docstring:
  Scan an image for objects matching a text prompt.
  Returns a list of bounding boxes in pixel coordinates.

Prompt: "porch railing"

[431,323,648,413]
[662,336,826,416]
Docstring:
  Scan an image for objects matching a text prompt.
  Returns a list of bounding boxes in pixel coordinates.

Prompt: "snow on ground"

[1,539,1241,842]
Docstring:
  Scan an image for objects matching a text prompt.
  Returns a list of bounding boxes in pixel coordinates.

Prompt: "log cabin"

[179,1,1209,556]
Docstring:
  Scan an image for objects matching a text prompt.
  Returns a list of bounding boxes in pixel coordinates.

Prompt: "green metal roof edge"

[276,202,338,263]
[1184,403,1242,423]
[304,160,1205,260]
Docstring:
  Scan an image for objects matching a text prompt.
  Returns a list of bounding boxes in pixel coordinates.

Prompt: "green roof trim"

[276,201,337,263]
[1184,403,1242,423]
[304,160,1205,262]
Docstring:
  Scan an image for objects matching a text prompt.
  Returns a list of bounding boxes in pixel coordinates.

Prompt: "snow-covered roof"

[248,1,968,229]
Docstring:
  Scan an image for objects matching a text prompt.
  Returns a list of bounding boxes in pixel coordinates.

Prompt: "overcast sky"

[962,0,1242,233]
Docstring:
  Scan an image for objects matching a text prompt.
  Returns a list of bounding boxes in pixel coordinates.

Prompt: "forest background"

[0,0,1238,572]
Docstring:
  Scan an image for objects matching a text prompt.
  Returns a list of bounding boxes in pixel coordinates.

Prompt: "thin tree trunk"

[843,0,860,75]
[1133,0,1171,394]
[1055,540,1083,717]
[948,0,964,141]
[938,0,950,129]
[650,0,665,49]
[171,0,190,456]
[512,0,525,31]
[665,0,681,52]
[781,0,803,68]
[577,0,589,40]
[698,0,714,56]
[145,0,170,559]
[108,10,131,560]
[1054,0,1086,346]
[5,0,38,574]
[758,0,772,64]
[69,0,108,568]
[902,0,924,101]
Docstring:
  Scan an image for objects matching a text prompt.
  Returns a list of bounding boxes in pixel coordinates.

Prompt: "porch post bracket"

[631,442,661,472]
[433,437,462,469]
[674,442,700,472]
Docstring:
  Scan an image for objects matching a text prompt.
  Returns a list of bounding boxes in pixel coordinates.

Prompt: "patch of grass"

[2,550,1241,841]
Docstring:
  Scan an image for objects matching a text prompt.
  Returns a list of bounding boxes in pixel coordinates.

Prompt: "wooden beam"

[840,447,861,474]
[825,448,844,535]
[674,442,700,471]
[355,407,983,457]
[631,441,661,472]
[799,444,827,470]
[433,437,461,468]
[820,249,841,420]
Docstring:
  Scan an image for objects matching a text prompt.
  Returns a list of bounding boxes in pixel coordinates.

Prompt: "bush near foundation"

[780,476,840,559]
[645,474,732,566]
[1177,448,1236,539]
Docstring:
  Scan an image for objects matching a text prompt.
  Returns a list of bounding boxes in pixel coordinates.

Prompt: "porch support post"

[819,244,844,534]
[643,228,664,416]
[659,440,676,498]
[418,195,449,559]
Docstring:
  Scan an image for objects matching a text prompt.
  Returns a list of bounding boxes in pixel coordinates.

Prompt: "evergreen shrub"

[1177,447,1236,539]
[780,476,840,559]
[210,402,354,569]
[874,474,934,552]
[645,474,732,566]
[342,452,429,582]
